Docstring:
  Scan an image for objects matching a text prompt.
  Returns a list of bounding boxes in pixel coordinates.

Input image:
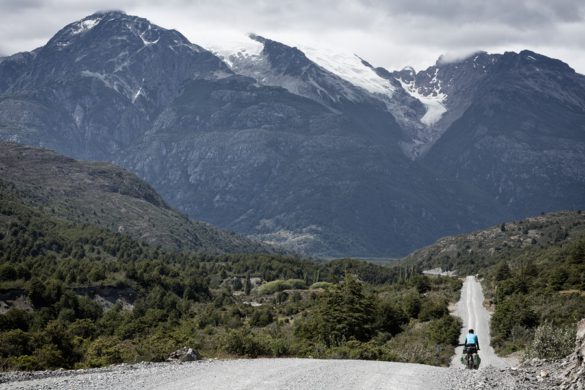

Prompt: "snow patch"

[70,18,101,35]
[132,87,143,103]
[207,37,264,68]
[399,79,447,127]
[139,32,159,46]
[299,46,395,96]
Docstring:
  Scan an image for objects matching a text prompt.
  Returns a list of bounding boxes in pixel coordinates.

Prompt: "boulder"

[168,347,199,362]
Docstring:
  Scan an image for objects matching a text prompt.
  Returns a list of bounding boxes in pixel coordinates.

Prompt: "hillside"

[404,210,585,274]
[0,142,269,254]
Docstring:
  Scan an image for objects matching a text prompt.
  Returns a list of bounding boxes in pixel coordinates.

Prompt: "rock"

[167,347,199,362]
[559,318,585,390]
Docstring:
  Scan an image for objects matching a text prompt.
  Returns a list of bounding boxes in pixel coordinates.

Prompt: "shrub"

[249,308,274,327]
[309,282,335,290]
[0,329,32,357]
[4,355,40,371]
[255,279,306,295]
[400,291,421,319]
[136,333,180,362]
[0,309,33,331]
[419,295,449,321]
[375,300,407,336]
[429,315,461,345]
[526,322,576,360]
[492,294,538,340]
[222,328,268,357]
[326,340,389,360]
[84,336,137,367]
[32,344,65,369]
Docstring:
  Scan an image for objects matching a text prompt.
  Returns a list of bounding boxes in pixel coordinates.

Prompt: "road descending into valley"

[450,275,510,369]
[1,276,514,390]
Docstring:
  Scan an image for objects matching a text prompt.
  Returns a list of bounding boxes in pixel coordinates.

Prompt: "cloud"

[362,0,585,26]
[0,0,584,74]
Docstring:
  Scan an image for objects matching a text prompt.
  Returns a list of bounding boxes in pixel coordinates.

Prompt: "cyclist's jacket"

[465,333,479,348]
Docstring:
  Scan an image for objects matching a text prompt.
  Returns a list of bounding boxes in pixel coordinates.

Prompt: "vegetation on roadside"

[485,234,585,357]
[0,191,462,371]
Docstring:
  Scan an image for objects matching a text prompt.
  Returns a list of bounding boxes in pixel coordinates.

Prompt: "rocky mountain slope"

[0,11,584,256]
[0,142,268,253]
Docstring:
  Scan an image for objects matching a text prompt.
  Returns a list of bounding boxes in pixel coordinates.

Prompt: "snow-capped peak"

[299,46,395,97]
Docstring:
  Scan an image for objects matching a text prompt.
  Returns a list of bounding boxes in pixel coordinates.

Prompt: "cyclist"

[463,329,480,369]
[465,328,480,350]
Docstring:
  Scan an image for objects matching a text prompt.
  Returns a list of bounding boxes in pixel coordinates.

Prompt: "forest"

[0,191,462,370]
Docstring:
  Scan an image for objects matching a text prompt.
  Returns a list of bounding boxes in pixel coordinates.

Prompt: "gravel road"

[0,359,459,390]
[1,275,523,390]
[450,275,510,369]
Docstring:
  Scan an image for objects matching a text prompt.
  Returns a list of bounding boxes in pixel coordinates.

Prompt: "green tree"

[311,274,376,346]
[492,295,538,341]
[494,261,512,281]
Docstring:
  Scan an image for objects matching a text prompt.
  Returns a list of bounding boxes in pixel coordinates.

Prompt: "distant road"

[450,275,510,369]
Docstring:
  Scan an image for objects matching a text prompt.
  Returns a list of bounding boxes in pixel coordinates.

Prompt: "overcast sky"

[1,0,585,73]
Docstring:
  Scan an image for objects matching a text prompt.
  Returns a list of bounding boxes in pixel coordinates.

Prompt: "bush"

[375,300,407,336]
[419,295,449,321]
[4,355,40,371]
[429,315,461,345]
[492,294,538,340]
[400,291,421,319]
[84,336,137,367]
[32,344,65,369]
[249,308,274,327]
[326,340,390,360]
[309,282,335,290]
[526,322,576,360]
[0,329,32,357]
[0,309,33,331]
[222,328,269,357]
[255,279,306,295]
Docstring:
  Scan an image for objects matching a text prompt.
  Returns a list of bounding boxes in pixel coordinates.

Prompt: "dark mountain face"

[0,12,583,257]
[120,75,497,256]
[423,50,585,217]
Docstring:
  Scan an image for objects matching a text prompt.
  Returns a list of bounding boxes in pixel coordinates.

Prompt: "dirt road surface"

[450,275,510,369]
[0,359,459,390]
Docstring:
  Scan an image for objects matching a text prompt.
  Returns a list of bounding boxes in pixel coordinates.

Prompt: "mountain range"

[1,11,584,256]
